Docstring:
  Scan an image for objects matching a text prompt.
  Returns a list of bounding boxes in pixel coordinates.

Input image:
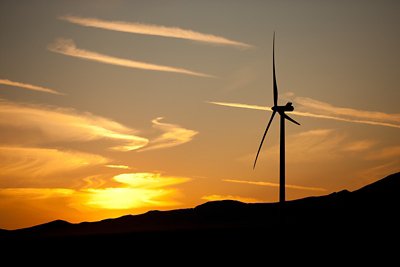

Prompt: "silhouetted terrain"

[1,172,399,251]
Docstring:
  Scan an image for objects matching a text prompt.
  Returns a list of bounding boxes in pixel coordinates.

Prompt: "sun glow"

[83,173,190,210]
[84,187,170,209]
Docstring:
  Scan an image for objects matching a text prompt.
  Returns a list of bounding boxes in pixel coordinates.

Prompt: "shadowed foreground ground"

[1,173,399,257]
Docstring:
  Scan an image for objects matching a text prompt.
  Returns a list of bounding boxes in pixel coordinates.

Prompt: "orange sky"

[0,1,399,229]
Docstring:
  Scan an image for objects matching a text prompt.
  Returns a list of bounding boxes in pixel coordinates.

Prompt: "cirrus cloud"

[0,78,64,95]
[0,146,108,183]
[295,96,400,125]
[48,38,213,77]
[0,98,149,151]
[208,96,400,129]
[223,179,326,192]
[60,15,252,49]
[139,117,198,152]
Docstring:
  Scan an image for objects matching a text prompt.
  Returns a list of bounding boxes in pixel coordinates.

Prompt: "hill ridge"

[2,172,398,238]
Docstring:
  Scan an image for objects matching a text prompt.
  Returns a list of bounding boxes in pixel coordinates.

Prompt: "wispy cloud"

[240,127,391,173]
[105,164,131,170]
[366,146,400,160]
[60,15,252,49]
[295,129,335,137]
[342,140,376,152]
[208,98,400,129]
[238,128,346,165]
[0,98,149,151]
[209,101,268,111]
[48,38,213,77]
[201,194,262,203]
[140,117,198,152]
[0,78,63,95]
[0,188,75,199]
[0,146,107,182]
[295,97,400,124]
[286,129,345,163]
[0,99,198,153]
[223,179,326,192]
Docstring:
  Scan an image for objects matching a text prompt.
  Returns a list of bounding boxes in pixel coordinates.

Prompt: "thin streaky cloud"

[208,101,400,129]
[296,129,334,137]
[139,117,198,152]
[295,97,400,124]
[113,173,190,188]
[208,101,268,111]
[60,15,252,49]
[0,188,74,198]
[292,111,400,129]
[48,38,213,78]
[105,165,130,169]
[223,179,326,192]
[0,79,64,95]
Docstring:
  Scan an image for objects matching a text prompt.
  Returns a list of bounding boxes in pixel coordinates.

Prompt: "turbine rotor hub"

[272,104,294,112]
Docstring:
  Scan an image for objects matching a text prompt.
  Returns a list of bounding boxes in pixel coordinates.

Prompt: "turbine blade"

[253,111,277,169]
[283,113,300,125]
[273,32,278,107]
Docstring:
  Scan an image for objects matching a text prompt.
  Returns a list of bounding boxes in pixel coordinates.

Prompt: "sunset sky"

[1,0,399,229]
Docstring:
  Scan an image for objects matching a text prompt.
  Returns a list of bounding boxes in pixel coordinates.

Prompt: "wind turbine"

[253,32,300,204]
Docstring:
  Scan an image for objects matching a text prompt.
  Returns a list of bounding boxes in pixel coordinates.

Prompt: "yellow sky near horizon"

[0,1,399,230]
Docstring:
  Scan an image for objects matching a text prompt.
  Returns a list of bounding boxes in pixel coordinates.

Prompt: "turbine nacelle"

[271,102,294,113]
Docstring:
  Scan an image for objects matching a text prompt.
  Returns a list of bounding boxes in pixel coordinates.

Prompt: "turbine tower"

[253,32,300,204]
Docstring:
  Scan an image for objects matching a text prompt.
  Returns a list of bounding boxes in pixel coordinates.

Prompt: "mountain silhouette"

[1,172,399,250]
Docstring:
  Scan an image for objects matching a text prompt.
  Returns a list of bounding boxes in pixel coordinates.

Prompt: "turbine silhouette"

[253,32,300,204]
